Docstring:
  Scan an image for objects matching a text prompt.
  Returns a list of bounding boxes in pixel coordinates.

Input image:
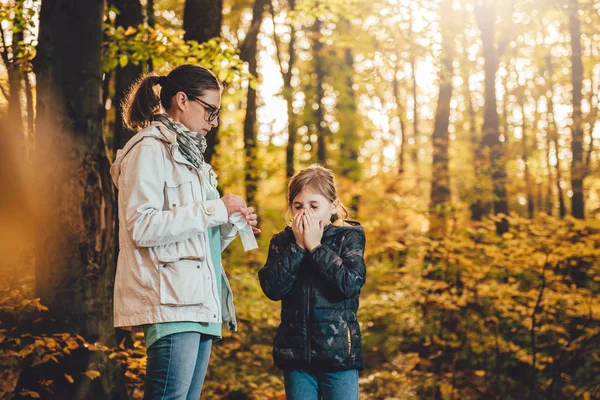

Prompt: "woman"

[110,64,259,399]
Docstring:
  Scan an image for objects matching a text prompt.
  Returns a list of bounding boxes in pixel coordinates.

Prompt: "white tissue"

[229,212,258,251]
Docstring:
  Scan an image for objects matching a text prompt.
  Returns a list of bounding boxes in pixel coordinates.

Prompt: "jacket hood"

[110,122,176,189]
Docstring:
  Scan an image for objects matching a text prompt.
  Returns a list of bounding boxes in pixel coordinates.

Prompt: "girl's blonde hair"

[286,164,349,225]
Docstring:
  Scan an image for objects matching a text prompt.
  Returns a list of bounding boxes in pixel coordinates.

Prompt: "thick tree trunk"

[22,0,125,398]
[568,0,585,219]
[475,2,509,235]
[184,0,222,43]
[240,0,267,206]
[429,0,454,236]
[113,0,143,153]
[184,0,223,164]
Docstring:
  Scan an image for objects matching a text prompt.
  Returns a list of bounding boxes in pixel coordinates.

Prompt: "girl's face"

[173,89,221,135]
[291,187,338,228]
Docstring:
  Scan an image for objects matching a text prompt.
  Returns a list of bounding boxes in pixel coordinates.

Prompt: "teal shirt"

[144,166,224,349]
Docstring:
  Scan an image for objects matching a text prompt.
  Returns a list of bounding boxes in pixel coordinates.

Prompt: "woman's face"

[291,187,338,228]
[174,89,221,135]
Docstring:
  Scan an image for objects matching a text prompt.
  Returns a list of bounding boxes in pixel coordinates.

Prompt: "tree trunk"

[23,0,125,398]
[240,0,267,206]
[429,0,454,236]
[184,0,222,43]
[461,44,489,221]
[393,61,407,175]
[545,56,567,218]
[184,0,223,164]
[312,14,327,165]
[515,70,534,219]
[409,6,419,175]
[519,99,534,218]
[0,18,25,155]
[275,0,297,178]
[337,22,360,181]
[146,0,155,71]
[475,2,509,235]
[24,72,35,158]
[113,0,143,153]
[547,92,567,219]
[568,0,585,219]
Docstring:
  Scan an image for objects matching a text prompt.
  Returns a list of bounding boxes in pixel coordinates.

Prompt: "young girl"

[258,165,366,400]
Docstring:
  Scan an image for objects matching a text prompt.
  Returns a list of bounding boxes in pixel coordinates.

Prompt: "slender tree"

[568,0,585,219]
[336,18,361,180]
[546,56,567,218]
[269,0,298,178]
[312,13,328,164]
[0,0,25,152]
[430,0,455,235]
[475,1,509,234]
[113,0,143,153]
[240,0,268,206]
[393,61,408,175]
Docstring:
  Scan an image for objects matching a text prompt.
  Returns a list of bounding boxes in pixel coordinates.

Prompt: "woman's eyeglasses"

[186,93,221,122]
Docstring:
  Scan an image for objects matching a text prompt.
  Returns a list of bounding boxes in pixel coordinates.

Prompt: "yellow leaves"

[123,26,137,36]
[474,370,486,377]
[66,338,79,350]
[44,338,57,349]
[64,374,74,384]
[19,390,40,398]
[83,370,101,380]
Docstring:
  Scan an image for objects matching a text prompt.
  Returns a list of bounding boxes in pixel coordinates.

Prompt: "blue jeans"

[284,368,359,400]
[144,332,212,400]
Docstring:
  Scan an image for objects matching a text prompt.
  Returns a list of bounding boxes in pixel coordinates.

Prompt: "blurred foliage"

[2,182,599,398]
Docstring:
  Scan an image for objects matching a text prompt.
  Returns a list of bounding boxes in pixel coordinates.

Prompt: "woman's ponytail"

[121,74,162,131]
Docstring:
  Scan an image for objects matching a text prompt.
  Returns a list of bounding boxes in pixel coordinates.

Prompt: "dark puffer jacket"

[258,221,366,372]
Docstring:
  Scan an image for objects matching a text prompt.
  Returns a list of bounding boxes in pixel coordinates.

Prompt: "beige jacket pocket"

[158,256,206,305]
[165,179,196,209]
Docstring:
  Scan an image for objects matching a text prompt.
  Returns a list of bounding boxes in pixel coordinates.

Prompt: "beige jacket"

[110,121,238,331]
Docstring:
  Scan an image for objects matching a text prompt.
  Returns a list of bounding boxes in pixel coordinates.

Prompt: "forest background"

[0,0,599,398]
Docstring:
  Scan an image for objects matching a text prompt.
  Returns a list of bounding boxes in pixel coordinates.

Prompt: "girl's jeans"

[284,368,359,400]
[143,332,212,400]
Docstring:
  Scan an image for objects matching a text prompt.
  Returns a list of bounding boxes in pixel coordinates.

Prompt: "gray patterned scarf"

[153,113,207,169]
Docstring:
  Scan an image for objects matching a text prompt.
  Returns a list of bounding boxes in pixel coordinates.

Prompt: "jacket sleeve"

[120,140,229,247]
[309,229,366,299]
[219,223,238,251]
[258,233,306,301]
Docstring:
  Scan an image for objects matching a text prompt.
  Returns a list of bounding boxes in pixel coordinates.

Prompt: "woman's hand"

[292,209,306,249]
[246,206,261,234]
[302,208,323,252]
[221,193,247,216]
